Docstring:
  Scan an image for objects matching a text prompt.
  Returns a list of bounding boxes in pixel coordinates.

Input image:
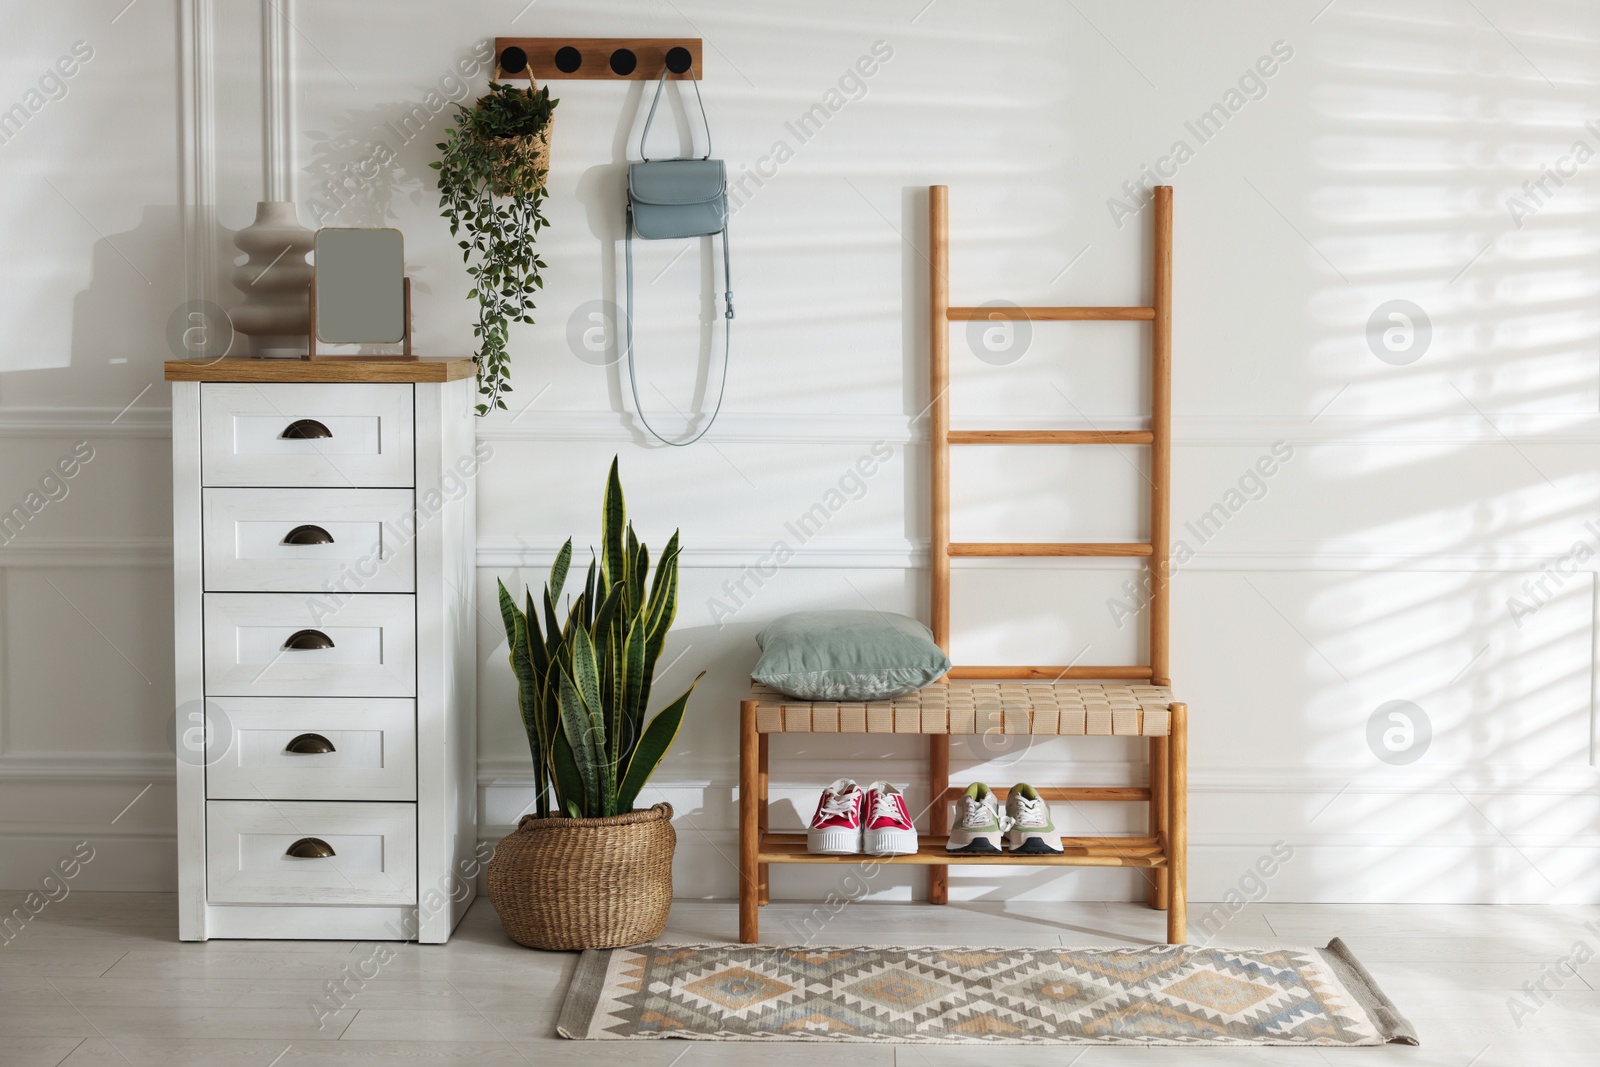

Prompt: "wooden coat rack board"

[494,38,703,81]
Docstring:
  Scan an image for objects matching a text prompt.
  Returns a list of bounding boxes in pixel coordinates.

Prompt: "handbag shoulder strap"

[624,213,732,447]
[639,66,712,161]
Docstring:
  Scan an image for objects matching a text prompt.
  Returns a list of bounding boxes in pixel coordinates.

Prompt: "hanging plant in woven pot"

[432,78,556,415]
[488,457,703,950]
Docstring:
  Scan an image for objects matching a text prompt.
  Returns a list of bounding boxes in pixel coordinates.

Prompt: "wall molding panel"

[476,759,1600,798]
[5,828,1593,902]
[7,408,1600,446]
[0,755,175,781]
[0,408,172,439]
[179,0,218,312]
[2,537,1590,572]
[8,753,1592,795]
[262,0,295,202]
[0,540,171,568]
[478,539,1600,572]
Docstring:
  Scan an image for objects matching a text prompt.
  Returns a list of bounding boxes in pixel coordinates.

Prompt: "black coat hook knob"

[665,47,692,74]
[554,46,582,73]
[499,46,527,74]
[609,48,637,76]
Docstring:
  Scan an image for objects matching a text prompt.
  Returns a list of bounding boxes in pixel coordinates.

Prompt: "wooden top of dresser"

[164,358,476,383]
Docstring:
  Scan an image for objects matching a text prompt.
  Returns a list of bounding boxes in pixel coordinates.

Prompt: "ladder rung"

[948,665,1155,680]
[950,542,1152,557]
[947,306,1155,321]
[948,430,1153,445]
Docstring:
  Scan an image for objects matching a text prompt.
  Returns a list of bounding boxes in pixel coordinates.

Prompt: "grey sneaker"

[945,782,1013,853]
[1004,782,1063,854]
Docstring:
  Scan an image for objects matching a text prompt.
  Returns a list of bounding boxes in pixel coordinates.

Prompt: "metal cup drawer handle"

[286,837,336,859]
[282,524,334,545]
[280,419,332,439]
[285,733,336,754]
[283,629,334,651]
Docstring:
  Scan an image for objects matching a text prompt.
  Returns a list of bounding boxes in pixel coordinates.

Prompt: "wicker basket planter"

[469,87,552,198]
[487,802,675,950]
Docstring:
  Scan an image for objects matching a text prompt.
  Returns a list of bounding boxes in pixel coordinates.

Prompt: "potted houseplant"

[432,78,557,414]
[487,457,703,950]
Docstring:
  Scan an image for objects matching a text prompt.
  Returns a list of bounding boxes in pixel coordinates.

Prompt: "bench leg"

[758,733,770,906]
[739,699,760,943]
[929,734,949,904]
[1147,735,1170,911]
[1166,702,1187,944]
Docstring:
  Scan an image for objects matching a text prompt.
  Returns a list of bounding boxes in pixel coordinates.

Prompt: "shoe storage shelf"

[165,357,480,942]
[738,681,1188,943]
[736,184,1187,945]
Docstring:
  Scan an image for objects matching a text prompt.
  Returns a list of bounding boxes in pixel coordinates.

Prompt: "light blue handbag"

[625,68,732,446]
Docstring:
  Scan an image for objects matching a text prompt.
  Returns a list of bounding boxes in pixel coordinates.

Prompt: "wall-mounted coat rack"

[494,38,702,81]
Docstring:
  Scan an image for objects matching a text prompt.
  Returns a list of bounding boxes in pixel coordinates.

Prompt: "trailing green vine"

[432,81,557,414]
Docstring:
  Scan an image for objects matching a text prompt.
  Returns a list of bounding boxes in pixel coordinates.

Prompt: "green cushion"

[752,610,951,701]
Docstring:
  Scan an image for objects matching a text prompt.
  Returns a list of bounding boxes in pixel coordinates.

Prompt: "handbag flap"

[629,160,727,206]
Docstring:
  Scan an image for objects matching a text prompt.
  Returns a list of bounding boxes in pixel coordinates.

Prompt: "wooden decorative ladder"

[738,184,1186,944]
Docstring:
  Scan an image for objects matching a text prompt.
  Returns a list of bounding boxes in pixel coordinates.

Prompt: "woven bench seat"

[747,680,1175,737]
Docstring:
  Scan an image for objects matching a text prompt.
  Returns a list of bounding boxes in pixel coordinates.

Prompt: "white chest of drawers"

[166,359,480,943]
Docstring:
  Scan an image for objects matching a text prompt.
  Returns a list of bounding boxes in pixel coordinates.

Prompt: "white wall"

[2,0,1597,907]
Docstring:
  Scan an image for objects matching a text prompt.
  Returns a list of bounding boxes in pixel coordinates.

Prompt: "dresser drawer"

[203,593,416,697]
[203,488,415,593]
[205,800,416,905]
[201,383,414,487]
[205,697,416,801]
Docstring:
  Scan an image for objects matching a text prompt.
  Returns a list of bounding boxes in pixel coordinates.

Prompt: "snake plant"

[497,457,701,818]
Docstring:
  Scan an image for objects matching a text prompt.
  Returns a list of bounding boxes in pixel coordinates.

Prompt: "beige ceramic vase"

[229,200,315,357]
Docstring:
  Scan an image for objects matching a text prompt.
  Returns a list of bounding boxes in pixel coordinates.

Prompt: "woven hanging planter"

[469,80,553,198]
[487,802,675,950]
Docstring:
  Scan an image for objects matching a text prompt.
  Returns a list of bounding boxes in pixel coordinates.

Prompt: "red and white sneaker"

[806,778,864,855]
[863,781,918,856]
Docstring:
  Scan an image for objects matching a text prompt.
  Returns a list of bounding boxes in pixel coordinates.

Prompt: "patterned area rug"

[557,940,1417,1045]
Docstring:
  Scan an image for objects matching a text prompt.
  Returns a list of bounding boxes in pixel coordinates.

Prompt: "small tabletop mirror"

[310,228,410,357]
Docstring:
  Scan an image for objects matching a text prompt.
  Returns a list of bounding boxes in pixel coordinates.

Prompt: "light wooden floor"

[0,893,1595,1065]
